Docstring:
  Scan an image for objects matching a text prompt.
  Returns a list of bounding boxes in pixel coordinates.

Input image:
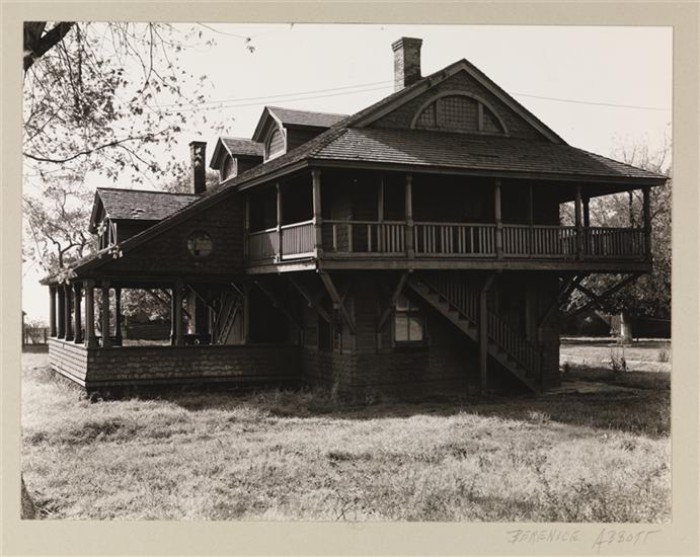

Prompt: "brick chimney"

[392,37,422,91]
[189,141,206,194]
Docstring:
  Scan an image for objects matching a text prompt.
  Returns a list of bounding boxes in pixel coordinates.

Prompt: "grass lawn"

[22,339,670,522]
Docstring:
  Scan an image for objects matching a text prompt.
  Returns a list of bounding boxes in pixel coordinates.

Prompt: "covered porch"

[45,274,298,393]
[244,168,654,269]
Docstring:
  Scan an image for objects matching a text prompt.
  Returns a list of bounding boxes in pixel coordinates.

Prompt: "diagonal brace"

[378,272,409,332]
[319,271,356,335]
[568,274,641,318]
[252,280,302,329]
[289,276,332,324]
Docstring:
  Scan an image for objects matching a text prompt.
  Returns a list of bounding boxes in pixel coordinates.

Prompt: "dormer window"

[222,155,236,180]
[412,93,506,135]
[266,127,286,160]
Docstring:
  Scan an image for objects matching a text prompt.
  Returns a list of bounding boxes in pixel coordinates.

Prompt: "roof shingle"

[96,188,200,222]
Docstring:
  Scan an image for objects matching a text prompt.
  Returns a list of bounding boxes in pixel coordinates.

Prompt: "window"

[266,128,285,159]
[186,231,214,258]
[413,94,505,135]
[394,294,425,344]
[222,156,236,180]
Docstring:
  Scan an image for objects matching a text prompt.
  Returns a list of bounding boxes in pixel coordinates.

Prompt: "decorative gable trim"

[409,90,509,136]
[352,59,565,145]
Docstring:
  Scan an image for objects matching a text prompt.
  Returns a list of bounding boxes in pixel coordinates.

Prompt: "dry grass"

[22,348,670,522]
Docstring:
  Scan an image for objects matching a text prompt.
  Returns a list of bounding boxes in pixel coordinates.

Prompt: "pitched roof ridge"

[96,186,200,197]
[266,105,349,117]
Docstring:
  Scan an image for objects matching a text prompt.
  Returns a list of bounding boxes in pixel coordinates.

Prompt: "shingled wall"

[372,71,549,142]
[50,340,300,393]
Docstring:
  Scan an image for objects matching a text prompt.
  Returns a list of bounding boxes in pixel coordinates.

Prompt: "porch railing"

[247,220,648,262]
[248,228,279,261]
[281,220,315,258]
[414,222,496,256]
[324,220,406,254]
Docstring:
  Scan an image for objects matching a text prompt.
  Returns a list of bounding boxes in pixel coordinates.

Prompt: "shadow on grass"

[143,374,669,438]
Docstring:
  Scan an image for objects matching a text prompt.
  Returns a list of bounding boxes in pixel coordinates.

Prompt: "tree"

[564,141,672,340]
[23,174,96,277]
[23,22,216,186]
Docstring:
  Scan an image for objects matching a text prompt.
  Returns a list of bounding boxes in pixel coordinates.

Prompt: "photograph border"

[2,2,698,556]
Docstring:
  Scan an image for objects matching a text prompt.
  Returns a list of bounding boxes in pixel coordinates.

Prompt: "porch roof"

[90,188,200,232]
[310,128,668,182]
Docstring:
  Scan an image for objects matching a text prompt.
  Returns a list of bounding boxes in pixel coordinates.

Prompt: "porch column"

[242,284,251,344]
[275,182,283,262]
[575,184,583,259]
[114,287,123,346]
[244,194,251,261]
[101,281,111,348]
[171,280,184,347]
[84,280,98,348]
[57,286,65,338]
[405,174,414,257]
[494,179,503,258]
[73,283,83,344]
[479,275,496,395]
[49,286,57,337]
[643,186,652,259]
[64,284,74,341]
[312,169,323,257]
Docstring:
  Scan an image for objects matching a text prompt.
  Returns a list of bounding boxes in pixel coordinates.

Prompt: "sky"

[22,23,672,322]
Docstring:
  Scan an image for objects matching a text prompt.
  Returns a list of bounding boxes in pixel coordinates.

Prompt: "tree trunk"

[620,311,634,344]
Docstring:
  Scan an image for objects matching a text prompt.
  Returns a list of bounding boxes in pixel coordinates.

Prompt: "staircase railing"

[420,275,540,379]
[213,288,241,345]
[486,310,540,377]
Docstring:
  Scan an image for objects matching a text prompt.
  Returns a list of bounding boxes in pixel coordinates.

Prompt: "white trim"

[409,90,510,136]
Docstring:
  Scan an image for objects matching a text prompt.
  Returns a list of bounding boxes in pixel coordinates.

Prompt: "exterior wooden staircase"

[213,287,243,345]
[407,275,541,392]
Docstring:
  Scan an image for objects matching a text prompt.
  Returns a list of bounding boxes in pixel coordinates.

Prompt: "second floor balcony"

[244,168,654,273]
[247,219,649,270]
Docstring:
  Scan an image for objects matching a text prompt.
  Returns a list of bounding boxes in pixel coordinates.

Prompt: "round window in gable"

[186,231,214,258]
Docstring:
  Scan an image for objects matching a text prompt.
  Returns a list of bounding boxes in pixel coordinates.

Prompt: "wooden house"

[45,37,667,397]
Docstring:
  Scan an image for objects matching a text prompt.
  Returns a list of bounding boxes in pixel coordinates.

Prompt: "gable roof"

[268,106,348,128]
[251,106,348,142]
[210,137,263,170]
[347,59,566,144]
[89,188,200,232]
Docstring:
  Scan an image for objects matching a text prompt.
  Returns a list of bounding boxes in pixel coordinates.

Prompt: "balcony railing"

[247,220,649,263]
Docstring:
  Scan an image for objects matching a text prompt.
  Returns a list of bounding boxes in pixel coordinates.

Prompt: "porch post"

[49,286,57,337]
[275,182,283,262]
[312,169,323,258]
[64,284,74,341]
[378,177,385,222]
[494,179,503,258]
[479,275,496,395]
[643,186,652,259]
[242,286,251,344]
[101,281,111,348]
[171,280,184,347]
[73,283,83,344]
[114,287,123,346]
[244,193,251,261]
[57,286,65,338]
[85,280,98,348]
[575,184,583,259]
[405,174,414,257]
